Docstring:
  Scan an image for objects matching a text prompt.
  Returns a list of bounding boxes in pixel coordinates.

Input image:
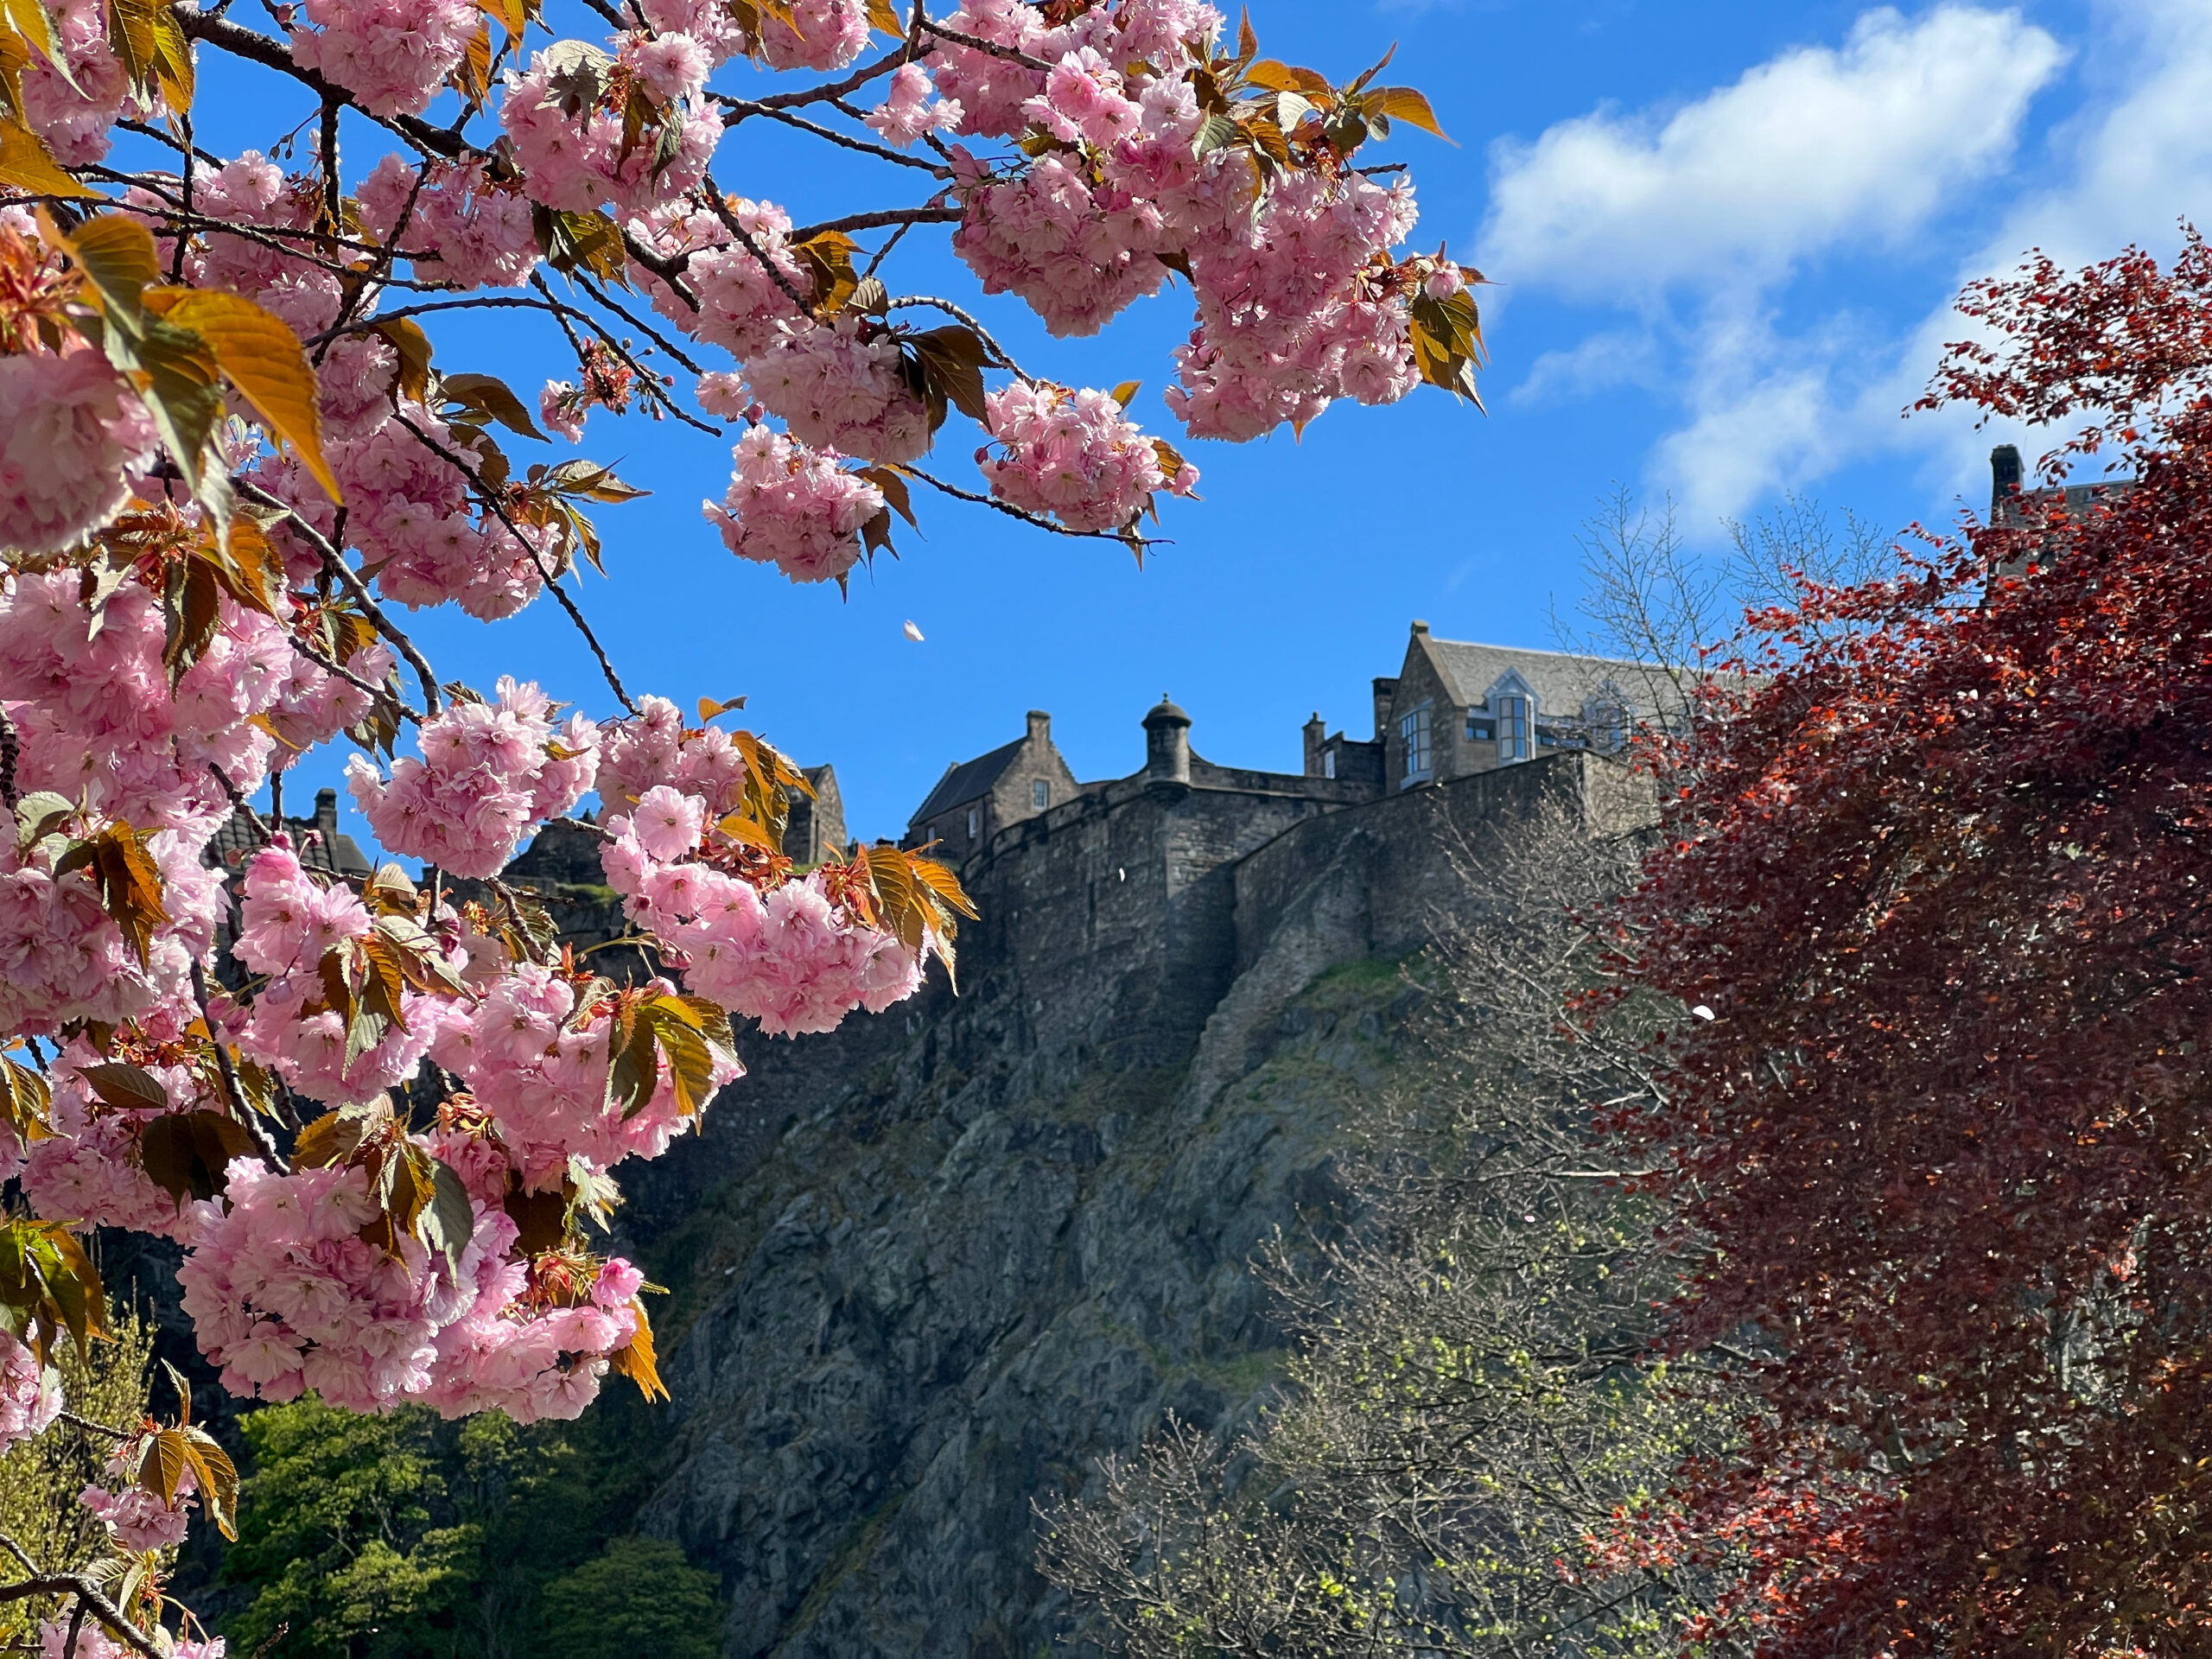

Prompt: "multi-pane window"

[1497,695,1531,761]
[1033,779,1051,810]
[1400,705,1432,779]
[1587,701,1627,753]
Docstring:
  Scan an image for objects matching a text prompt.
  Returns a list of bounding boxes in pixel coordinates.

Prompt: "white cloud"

[1476,2,2212,527]
[1510,327,1662,406]
[1479,6,2066,302]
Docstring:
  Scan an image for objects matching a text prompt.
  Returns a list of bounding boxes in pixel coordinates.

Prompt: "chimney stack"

[1027,709,1052,746]
[1302,712,1326,777]
[1991,444,2024,523]
[1372,677,1399,741]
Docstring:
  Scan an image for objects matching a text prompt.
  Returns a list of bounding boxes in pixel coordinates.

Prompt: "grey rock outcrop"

[618,752,1624,1657]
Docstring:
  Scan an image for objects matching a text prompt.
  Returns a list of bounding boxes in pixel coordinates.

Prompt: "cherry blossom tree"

[0,0,1480,1640]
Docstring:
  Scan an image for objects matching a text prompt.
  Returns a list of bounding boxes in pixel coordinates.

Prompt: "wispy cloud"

[1471,3,2182,526]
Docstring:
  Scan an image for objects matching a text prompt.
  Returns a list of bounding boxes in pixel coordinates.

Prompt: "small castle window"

[1322,749,1336,779]
[1401,705,1432,780]
[1465,711,1494,741]
[1497,695,1531,762]
[1033,779,1051,810]
[966,805,981,839]
[1587,700,1627,753]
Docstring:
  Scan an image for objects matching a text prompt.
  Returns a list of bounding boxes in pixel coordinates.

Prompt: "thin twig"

[713,94,949,171]
[905,463,1165,547]
[234,480,445,717]
[393,416,638,714]
[207,764,276,841]
[741,39,914,110]
[57,1411,132,1441]
[791,204,961,240]
[915,16,1054,71]
[699,174,813,314]
[191,961,289,1173]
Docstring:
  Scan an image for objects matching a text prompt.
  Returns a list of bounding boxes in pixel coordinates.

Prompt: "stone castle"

[575,623,1662,1658]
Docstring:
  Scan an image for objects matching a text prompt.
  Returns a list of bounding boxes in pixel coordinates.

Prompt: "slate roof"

[204,806,372,877]
[909,738,1025,826]
[1421,638,1690,721]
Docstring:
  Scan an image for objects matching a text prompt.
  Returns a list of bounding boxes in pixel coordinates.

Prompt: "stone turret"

[1142,695,1192,786]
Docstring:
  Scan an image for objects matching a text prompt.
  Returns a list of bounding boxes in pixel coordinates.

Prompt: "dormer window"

[1033,779,1050,810]
[1497,695,1531,762]
[966,805,981,839]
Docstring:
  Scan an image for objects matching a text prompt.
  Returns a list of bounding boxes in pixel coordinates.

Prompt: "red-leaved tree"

[1609,229,2212,1653]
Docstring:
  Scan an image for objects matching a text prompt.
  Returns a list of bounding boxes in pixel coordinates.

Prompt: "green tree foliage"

[1039,802,1732,1655]
[0,1297,162,1639]
[222,1394,725,1658]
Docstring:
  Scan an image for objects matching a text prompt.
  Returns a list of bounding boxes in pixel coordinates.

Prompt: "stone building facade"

[903,710,1081,858]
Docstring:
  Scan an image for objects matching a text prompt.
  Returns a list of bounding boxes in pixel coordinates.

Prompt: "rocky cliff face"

[616,754,1617,1657]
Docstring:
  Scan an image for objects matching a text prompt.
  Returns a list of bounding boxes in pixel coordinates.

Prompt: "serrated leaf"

[181,1426,237,1539]
[862,0,899,33]
[418,1157,475,1279]
[137,1427,190,1505]
[14,789,73,847]
[1109,379,1141,410]
[474,0,525,45]
[1362,84,1449,142]
[0,115,96,197]
[370,315,435,403]
[442,370,547,441]
[137,1109,254,1206]
[607,1297,667,1402]
[697,695,747,721]
[143,285,342,505]
[293,1103,382,1169]
[76,1059,168,1112]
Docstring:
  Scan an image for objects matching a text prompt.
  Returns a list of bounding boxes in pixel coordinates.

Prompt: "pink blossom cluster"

[289,0,480,118]
[631,196,813,362]
[952,153,1172,339]
[0,348,157,556]
[426,963,734,1186]
[260,643,399,758]
[160,152,355,340]
[865,63,963,146]
[19,1052,204,1239]
[16,0,133,165]
[1166,173,1423,439]
[37,1624,223,1659]
[501,51,721,217]
[316,403,556,620]
[176,1158,451,1408]
[81,1452,197,1552]
[980,381,1197,531]
[346,677,600,880]
[227,841,454,1103]
[702,424,883,585]
[357,156,542,290]
[597,695,753,820]
[597,810,925,1036]
[0,1328,62,1455]
[754,0,871,71]
[747,318,933,463]
[925,0,1223,137]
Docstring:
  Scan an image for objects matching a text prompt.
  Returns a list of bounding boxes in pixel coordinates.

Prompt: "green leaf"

[416,1157,475,1280]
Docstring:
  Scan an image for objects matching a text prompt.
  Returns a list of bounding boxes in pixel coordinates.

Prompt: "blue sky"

[213,0,2212,844]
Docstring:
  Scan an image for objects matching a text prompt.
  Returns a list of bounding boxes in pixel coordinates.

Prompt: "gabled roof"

[205,810,372,878]
[909,737,1025,826]
[1420,638,1689,719]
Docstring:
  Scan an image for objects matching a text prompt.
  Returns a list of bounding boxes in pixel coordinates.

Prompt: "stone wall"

[606,749,1634,1657]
